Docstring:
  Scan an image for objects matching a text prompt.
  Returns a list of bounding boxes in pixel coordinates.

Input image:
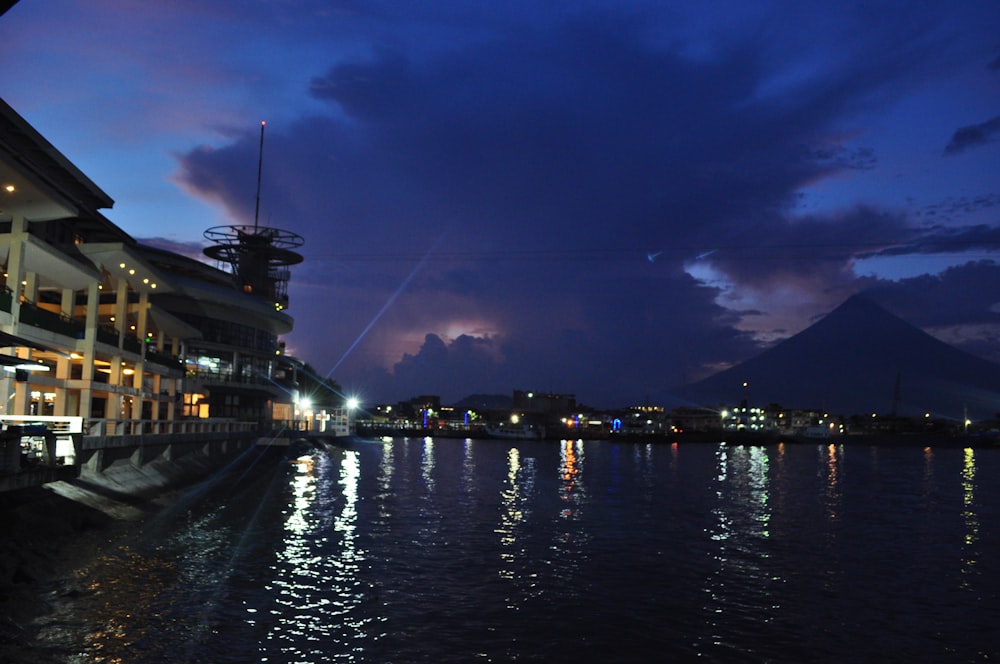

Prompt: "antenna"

[254,120,265,231]
[203,120,302,310]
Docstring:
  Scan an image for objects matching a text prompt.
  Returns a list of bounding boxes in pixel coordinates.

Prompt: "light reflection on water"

[961,447,979,586]
[497,446,525,581]
[263,450,370,662]
[25,440,1000,663]
[822,442,843,523]
[699,443,779,658]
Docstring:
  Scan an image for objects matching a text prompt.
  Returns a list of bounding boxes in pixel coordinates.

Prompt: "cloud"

[172,5,998,406]
[944,115,1000,155]
[863,223,1000,257]
[863,260,1000,362]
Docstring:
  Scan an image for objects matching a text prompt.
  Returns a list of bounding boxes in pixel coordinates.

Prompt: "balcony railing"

[83,417,262,437]
[96,324,119,346]
[122,335,142,354]
[18,300,85,338]
[144,347,184,370]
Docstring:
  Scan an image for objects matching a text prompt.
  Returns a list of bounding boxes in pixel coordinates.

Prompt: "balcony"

[96,324,119,346]
[19,300,85,338]
[145,346,184,370]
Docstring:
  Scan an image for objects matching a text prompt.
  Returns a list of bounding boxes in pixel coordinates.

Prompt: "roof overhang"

[148,306,202,340]
[0,233,102,290]
[78,242,174,295]
[0,97,114,219]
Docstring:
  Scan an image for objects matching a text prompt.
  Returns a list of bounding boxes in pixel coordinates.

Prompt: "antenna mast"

[254,120,265,231]
[204,120,303,310]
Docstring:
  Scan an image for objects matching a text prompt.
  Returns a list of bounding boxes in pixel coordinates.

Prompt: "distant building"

[513,389,576,414]
[669,406,720,432]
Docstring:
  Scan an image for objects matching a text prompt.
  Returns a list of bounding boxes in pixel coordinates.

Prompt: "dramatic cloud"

[4,1,999,407]
[945,115,1000,155]
[864,261,1000,363]
[165,5,1000,405]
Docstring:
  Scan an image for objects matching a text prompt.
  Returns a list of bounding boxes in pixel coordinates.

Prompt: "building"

[513,390,576,414]
[0,97,304,486]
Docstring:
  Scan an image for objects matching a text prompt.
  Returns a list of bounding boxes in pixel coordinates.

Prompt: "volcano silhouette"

[679,295,1000,420]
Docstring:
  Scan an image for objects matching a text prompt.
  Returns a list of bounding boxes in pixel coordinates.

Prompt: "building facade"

[0,98,301,441]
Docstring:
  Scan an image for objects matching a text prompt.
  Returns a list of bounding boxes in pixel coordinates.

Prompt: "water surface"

[30,439,1000,662]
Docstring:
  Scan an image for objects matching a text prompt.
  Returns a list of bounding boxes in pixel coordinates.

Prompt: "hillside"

[678,295,1000,420]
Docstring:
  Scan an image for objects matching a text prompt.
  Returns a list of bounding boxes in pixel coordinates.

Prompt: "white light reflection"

[497,447,526,581]
[748,446,770,539]
[263,451,368,660]
[422,437,436,493]
[698,444,777,656]
[709,444,730,543]
[700,443,731,655]
[461,438,475,499]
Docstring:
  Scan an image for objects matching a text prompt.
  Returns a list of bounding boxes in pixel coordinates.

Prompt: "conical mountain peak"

[679,295,1000,419]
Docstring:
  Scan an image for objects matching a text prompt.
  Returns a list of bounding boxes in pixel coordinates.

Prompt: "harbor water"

[26,438,1000,662]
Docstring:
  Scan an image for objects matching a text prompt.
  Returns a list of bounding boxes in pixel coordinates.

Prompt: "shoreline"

[353,428,999,448]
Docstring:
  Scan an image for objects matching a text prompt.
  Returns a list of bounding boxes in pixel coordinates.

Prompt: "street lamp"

[348,396,359,427]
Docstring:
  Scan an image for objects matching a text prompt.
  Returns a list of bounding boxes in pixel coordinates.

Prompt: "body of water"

[28,438,1000,662]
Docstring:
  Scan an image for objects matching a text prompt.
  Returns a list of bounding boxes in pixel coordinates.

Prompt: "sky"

[2,1,1000,408]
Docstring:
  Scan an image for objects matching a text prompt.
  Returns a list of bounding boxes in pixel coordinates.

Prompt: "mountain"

[677,295,1000,420]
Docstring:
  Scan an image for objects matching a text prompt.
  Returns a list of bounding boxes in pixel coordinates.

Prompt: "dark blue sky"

[2,1,999,407]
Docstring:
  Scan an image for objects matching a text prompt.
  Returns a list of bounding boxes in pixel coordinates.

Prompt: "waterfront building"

[0,97,303,479]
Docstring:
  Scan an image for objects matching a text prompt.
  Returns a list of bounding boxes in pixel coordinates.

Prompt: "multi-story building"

[0,97,303,484]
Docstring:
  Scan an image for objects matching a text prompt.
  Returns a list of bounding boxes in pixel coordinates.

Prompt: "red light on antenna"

[261,120,266,126]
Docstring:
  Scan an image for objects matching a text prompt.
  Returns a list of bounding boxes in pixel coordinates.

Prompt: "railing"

[83,417,262,437]
[96,324,119,345]
[144,347,184,370]
[0,414,262,439]
[18,300,85,337]
[0,415,270,476]
[122,335,142,354]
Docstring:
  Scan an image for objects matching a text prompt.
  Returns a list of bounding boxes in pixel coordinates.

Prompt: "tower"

[203,121,303,311]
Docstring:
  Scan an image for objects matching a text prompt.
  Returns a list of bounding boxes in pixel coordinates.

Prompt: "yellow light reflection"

[75,547,180,661]
[558,440,586,523]
[823,443,842,523]
[961,447,979,586]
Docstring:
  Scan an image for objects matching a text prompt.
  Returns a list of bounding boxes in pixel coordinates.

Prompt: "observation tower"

[203,122,303,311]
